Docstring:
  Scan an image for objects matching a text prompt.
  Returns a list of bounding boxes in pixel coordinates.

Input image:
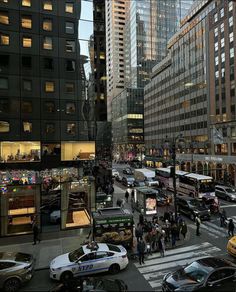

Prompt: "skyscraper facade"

[0,0,109,238]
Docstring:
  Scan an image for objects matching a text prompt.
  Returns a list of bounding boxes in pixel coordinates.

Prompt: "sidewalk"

[0,184,190,270]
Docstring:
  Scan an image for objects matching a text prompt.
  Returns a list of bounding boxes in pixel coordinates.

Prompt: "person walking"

[137,237,146,265]
[131,196,135,213]
[228,219,235,237]
[158,234,165,257]
[180,221,188,239]
[125,190,129,202]
[171,223,178,247]
[195,215,201,236]
[32,222,40,245]
[135,223,143,242]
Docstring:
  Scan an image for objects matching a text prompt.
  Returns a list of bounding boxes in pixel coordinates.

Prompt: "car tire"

[3,277,21,292]
[60,271,73,282]
[109,263,120,274]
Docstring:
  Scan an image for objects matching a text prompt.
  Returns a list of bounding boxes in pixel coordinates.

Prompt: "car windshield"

[107,244,121,252]
[69,247,85,262]
[183,261,209,283]
[225,188,235,193]
[188,199,201,207]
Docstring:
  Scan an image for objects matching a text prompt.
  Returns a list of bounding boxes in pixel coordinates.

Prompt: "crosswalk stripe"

[203,221,227,237]
[188,224,219,238]
[135,242,223,291]
[221,204,236,208]
[139,247,221,275]
[141,241,211,261]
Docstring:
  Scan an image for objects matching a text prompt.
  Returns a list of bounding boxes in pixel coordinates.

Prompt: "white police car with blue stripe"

[50,242,129,281]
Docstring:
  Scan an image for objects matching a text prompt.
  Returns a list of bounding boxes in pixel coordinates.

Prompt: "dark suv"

[176,196,211,221]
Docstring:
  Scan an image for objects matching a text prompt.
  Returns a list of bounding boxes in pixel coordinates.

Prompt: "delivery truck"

[134,168,159,187]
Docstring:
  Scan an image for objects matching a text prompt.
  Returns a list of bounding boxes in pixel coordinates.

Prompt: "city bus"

[155,168,215,199]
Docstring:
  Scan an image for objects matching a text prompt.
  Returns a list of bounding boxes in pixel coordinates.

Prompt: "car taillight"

[122,255,127,259]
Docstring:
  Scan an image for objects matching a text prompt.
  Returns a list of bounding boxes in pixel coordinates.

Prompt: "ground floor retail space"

[0,167,95,237]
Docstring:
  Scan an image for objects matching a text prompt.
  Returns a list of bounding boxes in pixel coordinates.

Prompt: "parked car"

[122,168,133,175]
[227,235,236,257]
[215,185,236,202]
[50,277,128,292]
[50,242,128,281]
[0,252,34,292]
[121,176,135,187]
[162,256,236,292]
[133,180,146,187]
[112,169,119,178]
[176,196,211,221]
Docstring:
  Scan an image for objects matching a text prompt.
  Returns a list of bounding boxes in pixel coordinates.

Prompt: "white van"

[134,168,159,187]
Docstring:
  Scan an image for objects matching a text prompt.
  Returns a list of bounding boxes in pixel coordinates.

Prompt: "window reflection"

[22,101,32,113]
[80,0,93,21]
[66,40,75,52]
[23,121,32,133]
[79,20,93,40]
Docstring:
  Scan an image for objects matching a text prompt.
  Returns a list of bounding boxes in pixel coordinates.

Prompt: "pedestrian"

[195,215,201,236]
[180,221,188,239]
[145,232,152,256]
[131,197,135,213]
[131,189,135,199]
[137,237,146,265]
[220,209,227,227]
[171,223,178,247]
[32,222,40,245]
[125,190,129,202]
[158,234,165,257]
[139,213,144,225]
[228,219,235,237]
[135,223,143,242]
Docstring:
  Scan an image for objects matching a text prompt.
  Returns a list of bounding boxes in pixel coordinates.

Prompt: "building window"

[214,27,218,37]
[229,16,233,27]
[22,0,31,7]
[65,60,75,71]
[66,102,75,114]
[43,0,53,11]
[0,33,9,45]
[0,121,9,132]
[67,123,76,135]
[230,32,234,42]
[45,101,55,112]
[0,11,9,25]
[22,36,32,48]
[44,58,53,70]
[0,77,8,89]
[65,3,74,13]
[214,13,218,23]
[215,56,219,66]
[220,23,224,33]
[229,1,233,12]
[221,52,225,63]
[220,37,224,48]
[43,18,52,31]
[22,101,32,113]
[45,81,54,92]
[23,121,32,133]
[23,79,32,91]
[220,8,224,18]
[65,22,74,34]
[21,16,32,29]
[0,0,8,3]
[45,123,55,134]
[0,54,9,66]
[215,71,219,78]
[22,56,31,68]
[231,126,236,137]
[66,40,75,52]
[43,36,53,50]
[65,82,75,93]
[230,47,234,59]
[214,42,218,52]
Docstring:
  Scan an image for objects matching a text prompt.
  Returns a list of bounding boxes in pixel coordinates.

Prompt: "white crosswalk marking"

[135,242,222,291]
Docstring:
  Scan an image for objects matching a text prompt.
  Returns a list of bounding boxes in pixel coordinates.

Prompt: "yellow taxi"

[227,235,236,257]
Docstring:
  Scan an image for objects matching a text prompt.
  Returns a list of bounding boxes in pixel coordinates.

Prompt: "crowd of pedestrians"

[134,211,188,264]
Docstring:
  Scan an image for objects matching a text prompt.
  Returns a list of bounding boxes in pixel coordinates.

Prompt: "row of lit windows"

[0,12,75,34]
[0,120,77,135]
[0,0,74,13]
[0,32,76,52]
[0,77,75,93]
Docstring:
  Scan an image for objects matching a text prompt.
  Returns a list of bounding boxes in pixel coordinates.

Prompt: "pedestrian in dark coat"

[125,190,129,202]
[171,223,178,247]
[195,215,201,236]
[180,221,188,239]
[158,234,165,257]
[32,222,40,245]
[137,237,146,265]
[135,223,143,242]
[228,219,235,237]
[139,213,144,225]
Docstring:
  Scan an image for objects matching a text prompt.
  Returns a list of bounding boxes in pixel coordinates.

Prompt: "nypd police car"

[50,242,129,281]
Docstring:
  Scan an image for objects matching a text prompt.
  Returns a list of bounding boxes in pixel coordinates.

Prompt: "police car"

[50,242,129,281]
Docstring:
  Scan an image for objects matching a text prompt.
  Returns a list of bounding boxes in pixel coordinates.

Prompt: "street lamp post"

[171,143,178,222]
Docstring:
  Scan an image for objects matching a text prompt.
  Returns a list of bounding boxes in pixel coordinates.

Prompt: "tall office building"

[0,0,109,238]
[112,0,194,161]
[105,0,127,122]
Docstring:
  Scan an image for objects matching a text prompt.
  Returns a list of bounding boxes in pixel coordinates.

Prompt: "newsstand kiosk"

[134,186,158,216]
[92,207,134,249]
